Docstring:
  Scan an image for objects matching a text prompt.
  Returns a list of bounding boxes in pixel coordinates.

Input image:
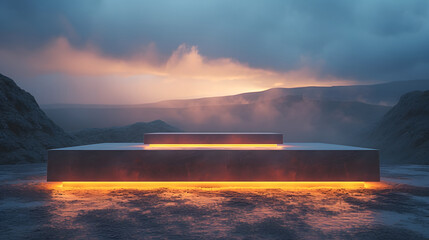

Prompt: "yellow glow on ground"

[146,144,281,149]
[59,181,372,189]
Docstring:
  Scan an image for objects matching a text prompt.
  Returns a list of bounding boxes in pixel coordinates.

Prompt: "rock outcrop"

[0,74,77,164]
[368,91,429,164]
[74,120,179,145]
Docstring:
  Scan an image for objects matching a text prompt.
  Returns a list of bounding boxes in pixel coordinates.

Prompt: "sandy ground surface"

[0,164,428,239]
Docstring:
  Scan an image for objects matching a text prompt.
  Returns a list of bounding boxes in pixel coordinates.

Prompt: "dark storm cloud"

[0,0,428,82]
[0,0,99,50]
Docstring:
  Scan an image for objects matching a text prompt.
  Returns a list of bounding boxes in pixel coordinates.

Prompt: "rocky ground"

[0,164,428,239]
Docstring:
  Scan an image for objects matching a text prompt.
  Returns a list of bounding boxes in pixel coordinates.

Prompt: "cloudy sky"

[1,0,428,104]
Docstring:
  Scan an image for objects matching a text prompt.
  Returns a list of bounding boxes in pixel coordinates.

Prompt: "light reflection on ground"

[1,164,428,239]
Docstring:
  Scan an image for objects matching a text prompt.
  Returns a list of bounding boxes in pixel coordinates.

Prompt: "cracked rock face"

[0,74,77,164]
[369,90,429,164]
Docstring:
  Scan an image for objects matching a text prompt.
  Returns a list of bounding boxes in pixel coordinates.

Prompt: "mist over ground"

[45,96,388,145]
[44,80,429,145]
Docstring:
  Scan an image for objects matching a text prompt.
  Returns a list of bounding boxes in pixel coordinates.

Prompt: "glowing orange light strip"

[60,181,369,189]
[146,144,281,149]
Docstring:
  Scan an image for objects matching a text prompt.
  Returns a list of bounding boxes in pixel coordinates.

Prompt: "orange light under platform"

[145,144,281,149]
[60,181,370,189]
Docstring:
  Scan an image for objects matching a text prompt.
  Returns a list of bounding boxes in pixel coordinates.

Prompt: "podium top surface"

[51,142,377,151]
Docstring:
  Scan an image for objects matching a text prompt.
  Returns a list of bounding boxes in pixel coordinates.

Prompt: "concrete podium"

[47,133,380,182]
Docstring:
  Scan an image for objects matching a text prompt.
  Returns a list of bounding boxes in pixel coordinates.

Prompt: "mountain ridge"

[44,95,390,145]
[41,79,429,109]
[368,90,429,164]
[0,73,77,164]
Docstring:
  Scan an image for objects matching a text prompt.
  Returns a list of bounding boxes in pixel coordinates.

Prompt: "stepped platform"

[47,133,379,182]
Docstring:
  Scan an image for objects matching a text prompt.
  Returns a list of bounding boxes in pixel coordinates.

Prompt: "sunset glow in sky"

[1,0,429,104]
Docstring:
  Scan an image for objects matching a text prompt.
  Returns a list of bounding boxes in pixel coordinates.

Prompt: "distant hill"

[0,74,77,164]
[45,95,390,144]
[141,79,429,108]
[74,120,180,145]
[42,79,429,109]
[42,79,429,144]
[368,91,429,164]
